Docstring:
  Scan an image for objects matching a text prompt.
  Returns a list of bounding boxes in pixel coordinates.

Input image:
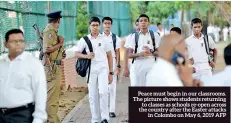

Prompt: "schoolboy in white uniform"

[101,16,121,118]
[186,18,217,80]
[76,17,113,123]
[125,14,161,86]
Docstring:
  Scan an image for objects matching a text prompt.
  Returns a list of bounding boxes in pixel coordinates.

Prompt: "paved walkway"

[62,77,130,123]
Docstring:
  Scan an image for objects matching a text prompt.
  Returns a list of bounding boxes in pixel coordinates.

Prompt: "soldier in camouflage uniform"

[42,10,65,123]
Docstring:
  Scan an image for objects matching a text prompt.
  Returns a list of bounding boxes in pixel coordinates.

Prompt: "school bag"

[203,35,214,63]
[75,36,93,83]
[132,30,156,63]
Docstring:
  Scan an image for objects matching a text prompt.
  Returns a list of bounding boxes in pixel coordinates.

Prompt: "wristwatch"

[109,72,114,75]
[117,64,121,68]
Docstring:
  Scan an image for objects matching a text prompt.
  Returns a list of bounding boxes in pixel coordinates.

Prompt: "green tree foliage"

[75,1,231,39]
[173,1,193,10]
[129,2,143,23]
[146,2,176,24]
[130,1,193,24]
[76,1,89,39]
[129,1,220,24]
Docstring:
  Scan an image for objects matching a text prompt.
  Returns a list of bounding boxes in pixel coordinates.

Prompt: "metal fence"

[87,1,131,37]
[0,1,132,54]
[0,1,77,54]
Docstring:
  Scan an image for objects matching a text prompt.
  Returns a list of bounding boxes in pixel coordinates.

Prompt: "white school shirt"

[146,58,184,86]
[201,66,231,86]
[124,33,134,68]
[124,33,134,48]
[185,34,216,71]
[125,30,161,60]
[102,32,121,58]
[76,34,111,69]
[0,51,47,123]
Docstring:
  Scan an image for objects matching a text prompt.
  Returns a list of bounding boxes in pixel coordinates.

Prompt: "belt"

[51,60,62,65]
[0,103,34,114]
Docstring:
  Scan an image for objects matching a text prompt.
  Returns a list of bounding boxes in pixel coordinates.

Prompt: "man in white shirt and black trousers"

[0,29,47,123]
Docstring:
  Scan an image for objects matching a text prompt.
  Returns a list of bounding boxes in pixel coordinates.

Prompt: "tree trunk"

[181,10,185,37]
[202,11,209,35]
[212,1,231,25]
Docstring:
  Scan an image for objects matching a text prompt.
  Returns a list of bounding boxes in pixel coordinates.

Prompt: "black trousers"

[0,103,34,123]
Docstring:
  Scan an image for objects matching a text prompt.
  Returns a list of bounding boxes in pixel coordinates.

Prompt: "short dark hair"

[170,27,181,34]
[138,14,149,22]
[5,29,24,42]
[48,18,59,23]
[224,44,231,65]
[89,16,100,25]
[191,18,202,26]
[102,16,113,24]
[157,23,161,26]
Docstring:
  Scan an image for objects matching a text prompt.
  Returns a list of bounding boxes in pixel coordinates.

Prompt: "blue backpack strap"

[149,30,157,61]
[132,32,139,64]
[203,35,209,55]
[112,33,117,52]
[149,30,155,51]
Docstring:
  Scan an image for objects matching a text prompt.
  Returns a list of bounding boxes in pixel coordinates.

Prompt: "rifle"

[33,24,53,76]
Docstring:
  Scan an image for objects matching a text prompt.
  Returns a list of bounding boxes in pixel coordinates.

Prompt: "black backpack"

[76,36,93,83]
[132,30,156,63]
